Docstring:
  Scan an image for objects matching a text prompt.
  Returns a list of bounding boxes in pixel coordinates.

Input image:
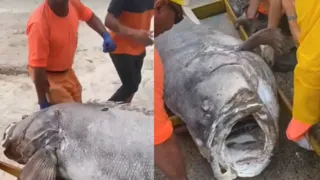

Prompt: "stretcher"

[169,0,293,127]
[0,161,20,178]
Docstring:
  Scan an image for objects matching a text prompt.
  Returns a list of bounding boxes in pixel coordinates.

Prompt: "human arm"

[282,0,300,42]
[154,82,187,179]
[33,68,51,109]
[267,0,283,28]
[246,0,262,19]
[71,0,105,35]
[154,49,187,179]
[235,0,261,29]
[86,13,117,52]
[86,13,109,37]
[104,0,153,46]
[26,22,51,108]
[72,0,116,52]
[104,0,133,37]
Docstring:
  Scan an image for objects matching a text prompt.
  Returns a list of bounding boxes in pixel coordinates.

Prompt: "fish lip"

[207,103,277,179]
[2,122,17,148]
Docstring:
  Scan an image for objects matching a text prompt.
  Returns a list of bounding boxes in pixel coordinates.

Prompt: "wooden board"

[0,150,22,180]
[191,0,225,20]
[189,0,222,9]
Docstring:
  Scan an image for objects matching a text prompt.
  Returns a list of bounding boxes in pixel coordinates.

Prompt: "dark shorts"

[108,52,146,102]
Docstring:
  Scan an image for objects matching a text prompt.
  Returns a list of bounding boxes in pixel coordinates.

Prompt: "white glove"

[295,135,314,151]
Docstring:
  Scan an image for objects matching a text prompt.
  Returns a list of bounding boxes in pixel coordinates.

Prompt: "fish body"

[2,102,154,180]
[155,19,281,179]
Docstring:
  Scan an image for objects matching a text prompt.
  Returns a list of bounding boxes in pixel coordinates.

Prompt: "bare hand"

[132,29,154,46]
[235,13,250,29]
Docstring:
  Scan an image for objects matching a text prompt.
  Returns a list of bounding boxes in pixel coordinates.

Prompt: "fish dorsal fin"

[19,147,57,180]
[236,28,285,54]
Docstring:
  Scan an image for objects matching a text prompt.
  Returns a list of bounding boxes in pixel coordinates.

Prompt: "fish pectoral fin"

[19,147,57,180]
[236,28,285,56]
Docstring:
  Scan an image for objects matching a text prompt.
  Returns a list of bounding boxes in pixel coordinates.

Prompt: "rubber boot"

[308,124,320,155]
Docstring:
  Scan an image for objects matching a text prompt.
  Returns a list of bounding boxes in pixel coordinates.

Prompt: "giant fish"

[2,102,153,180]
[155,19,285,180]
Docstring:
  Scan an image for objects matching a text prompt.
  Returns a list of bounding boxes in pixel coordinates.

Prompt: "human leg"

[286,67,320,149]
[123,51,146,103]
[108,53,140,102]
[155,134,188,180]
[65,69,82,103]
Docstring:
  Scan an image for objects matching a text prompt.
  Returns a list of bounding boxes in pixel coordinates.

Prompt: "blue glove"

[102,32,116,53]
[39,100,51,110]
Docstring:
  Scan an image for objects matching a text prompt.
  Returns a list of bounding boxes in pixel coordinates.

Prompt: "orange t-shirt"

[154,49,173,145]
[26,0,93,71]
[107,0,154,55]
[258,0,269,15]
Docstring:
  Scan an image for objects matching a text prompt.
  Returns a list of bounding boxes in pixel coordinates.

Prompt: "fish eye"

[2,124,11,139]
[2,132,6,141]
[1,123,16,145]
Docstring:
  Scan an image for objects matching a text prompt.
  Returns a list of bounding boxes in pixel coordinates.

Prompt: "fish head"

[156,18,280,179]
[2,122,17,148]
[191,63,279,179]
[2,110,61,164]
[2,115,32,163]
[1,122,22,162]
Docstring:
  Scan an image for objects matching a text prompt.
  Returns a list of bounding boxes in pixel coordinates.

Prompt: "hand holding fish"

[131,29,154,46]
[39,99,51,110]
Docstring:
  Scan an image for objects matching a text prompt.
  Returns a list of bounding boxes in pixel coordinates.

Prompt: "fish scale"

[2,102,154,180]
[156,18,280,180]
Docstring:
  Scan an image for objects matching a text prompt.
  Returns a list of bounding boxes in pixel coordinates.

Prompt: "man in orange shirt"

[27,0,116,110]
[104,0,154,104]
[154,0,199,179]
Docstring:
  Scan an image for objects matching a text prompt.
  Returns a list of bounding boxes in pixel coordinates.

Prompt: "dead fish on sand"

[2,102,153,180]
[155,19,285,180]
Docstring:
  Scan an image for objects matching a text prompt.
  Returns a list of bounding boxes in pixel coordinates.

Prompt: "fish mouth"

[208,104,277,180]
[224,116,268,174]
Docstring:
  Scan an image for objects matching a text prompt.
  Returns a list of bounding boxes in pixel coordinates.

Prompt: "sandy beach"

[0,0,153,179]
[2,1,320,180]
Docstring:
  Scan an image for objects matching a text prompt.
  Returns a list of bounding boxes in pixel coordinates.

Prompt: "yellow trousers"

[292,67,320,125]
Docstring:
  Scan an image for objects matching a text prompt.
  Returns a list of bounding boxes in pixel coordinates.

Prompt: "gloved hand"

[39,100,51,110]
[102,32,116,53]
